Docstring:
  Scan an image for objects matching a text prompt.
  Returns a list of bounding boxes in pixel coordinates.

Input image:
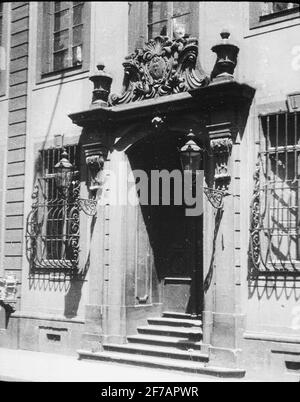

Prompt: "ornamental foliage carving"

[109,36,209,105]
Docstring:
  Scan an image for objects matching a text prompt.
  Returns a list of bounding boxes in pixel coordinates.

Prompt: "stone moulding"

[109,35,209,106]
[69,81,256,128]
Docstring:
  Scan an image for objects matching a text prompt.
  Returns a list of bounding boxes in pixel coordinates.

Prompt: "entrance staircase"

[78,312,245,379]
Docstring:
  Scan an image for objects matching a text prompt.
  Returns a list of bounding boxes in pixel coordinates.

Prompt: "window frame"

[249,2,300,30]
[36,1,91,85]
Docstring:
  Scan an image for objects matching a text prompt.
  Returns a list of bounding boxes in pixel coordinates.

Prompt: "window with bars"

[250,112,300,275]
[39,1,90,77]
[250,2,300,29]
[26,146,80,271]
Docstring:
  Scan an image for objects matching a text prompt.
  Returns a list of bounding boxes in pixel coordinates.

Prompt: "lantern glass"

[54,150,73,196]
[179,131,203,172]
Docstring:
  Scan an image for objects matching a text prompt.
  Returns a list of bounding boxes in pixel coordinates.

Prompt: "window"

[128,2,199,53]
[26,145,80,271]
[250,2,300,29]
[261,2,299,17]
[38,1,90,78]
[250,112,300,275]
[148,2,196,39]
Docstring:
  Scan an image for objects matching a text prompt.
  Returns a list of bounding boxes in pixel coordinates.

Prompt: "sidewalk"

[0,347,231,382]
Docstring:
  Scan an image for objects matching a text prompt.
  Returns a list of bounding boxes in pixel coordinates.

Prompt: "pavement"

[0,347,235,382]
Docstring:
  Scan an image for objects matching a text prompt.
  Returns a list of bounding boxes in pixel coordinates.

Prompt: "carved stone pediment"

[109,36,209,106]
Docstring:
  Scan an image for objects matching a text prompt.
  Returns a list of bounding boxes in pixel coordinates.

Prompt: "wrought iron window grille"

[250,111,300,275]
[26,146,80,272]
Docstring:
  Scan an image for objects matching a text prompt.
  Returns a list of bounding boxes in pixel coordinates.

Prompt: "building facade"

[0,1,300,381]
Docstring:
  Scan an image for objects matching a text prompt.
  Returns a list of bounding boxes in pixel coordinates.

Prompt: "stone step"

[137,325,202,339]
[127,334,203,350]
[103,342,209,363]
[162,311,199,320]
[78,349,246,379]
[148,317,202,328]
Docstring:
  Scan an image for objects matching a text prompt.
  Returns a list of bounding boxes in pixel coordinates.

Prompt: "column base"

[208,345,243,369]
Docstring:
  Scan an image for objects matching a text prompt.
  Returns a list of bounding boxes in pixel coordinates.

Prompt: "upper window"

[261,2,299,17]
[128,2,199,53]
[250,2,300,29]
[38,1,90,79]
[148,2,196,39]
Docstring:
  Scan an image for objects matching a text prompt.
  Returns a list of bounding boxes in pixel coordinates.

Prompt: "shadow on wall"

[31,73,66,189]
[248,275,300,302]
[63,214,97,318]
[25,74,96,320]
[27,210,97,319]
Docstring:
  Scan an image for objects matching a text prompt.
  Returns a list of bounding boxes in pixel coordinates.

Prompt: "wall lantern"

[179,130,225,210]
[54,148,103,217]
[54,148,73,198]
[179,130,204,172]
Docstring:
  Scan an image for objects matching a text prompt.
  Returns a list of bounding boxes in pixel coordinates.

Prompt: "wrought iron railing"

[250,111,300,275]
[26,146,80,272]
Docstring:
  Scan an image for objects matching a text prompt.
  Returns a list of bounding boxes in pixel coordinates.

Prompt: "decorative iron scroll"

[249,163,262,273]
[78,198,98,217]
[26,147,80,271]
[109,36,209,105]
[249,112,300,275]
[203,187,224,209]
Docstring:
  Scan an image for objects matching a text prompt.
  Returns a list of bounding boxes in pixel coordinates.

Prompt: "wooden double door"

[128,134,203,316]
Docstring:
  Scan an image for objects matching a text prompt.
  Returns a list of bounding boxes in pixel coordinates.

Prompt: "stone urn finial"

[89,61,113,107]
[211,30,239,83]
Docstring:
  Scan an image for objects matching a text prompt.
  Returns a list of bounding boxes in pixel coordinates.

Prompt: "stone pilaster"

[206,117,245,369]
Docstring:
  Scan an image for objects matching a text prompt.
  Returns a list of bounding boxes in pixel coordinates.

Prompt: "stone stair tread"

[148,317,202,327]
[163,311,197,320]
[127,334,203,348]
[77,349,245,378]
[103,342,208,360]
[138,325,202,336]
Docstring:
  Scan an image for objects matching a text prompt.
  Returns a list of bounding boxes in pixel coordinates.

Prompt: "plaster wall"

[15,1,128,353]
[0,99,8,277]
[197,1,300,339]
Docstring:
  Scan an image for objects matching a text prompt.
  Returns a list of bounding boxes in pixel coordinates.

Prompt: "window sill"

[35,65,90,87]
